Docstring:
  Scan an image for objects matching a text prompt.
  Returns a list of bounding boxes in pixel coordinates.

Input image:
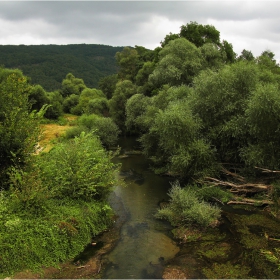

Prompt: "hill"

[0,44,125,91]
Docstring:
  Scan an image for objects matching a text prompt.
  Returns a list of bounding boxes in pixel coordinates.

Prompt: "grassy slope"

[38,115,77,152]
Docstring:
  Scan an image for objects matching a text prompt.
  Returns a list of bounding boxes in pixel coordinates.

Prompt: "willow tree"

[149,38,203,88]
[109,80,136,132]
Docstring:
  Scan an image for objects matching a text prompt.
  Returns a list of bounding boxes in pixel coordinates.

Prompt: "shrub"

[38,132,119,201]
[77,114,120,147]
[63,94,79,113]
[0,132,119,277]
[155,182,221,227]
[64,125,88,140]
[7,163,50,216]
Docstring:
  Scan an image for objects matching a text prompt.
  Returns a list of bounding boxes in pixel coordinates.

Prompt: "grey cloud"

[0,1,279,60]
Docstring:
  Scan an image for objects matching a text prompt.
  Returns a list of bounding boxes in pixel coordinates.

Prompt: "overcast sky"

[0,1,280,61]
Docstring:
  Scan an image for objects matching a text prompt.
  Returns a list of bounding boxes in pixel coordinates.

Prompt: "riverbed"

[102,137,179,279]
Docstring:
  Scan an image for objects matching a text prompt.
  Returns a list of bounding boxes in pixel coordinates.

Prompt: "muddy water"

[102,137,179,279]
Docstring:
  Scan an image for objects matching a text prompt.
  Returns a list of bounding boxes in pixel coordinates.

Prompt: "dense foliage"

[0,68,41,188]
[0,67,120,276]
[64,114,120,148]
[0,132,119,277]
[119,37,280,178]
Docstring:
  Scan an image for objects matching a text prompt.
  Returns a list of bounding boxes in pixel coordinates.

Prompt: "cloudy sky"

[0,1,280,61]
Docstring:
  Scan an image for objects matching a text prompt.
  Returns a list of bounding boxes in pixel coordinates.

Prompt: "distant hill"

[0,44,125,91]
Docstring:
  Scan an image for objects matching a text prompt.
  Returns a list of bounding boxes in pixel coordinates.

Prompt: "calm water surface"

[102,137,179,279]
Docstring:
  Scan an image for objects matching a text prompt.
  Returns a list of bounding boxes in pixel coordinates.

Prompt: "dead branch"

[255,166,280,174]
[228,200,255,206]
[211,196,224,205]
[204,177,270,193]
[228,197,273,206]
[221,167,246,182]
[265,232,280,242]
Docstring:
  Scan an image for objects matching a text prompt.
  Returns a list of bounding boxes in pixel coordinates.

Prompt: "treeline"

[107,22,280,235]
[0,44,124,91]
[110,22,280,179]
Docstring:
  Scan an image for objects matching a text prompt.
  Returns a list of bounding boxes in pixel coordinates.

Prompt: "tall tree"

[256,50,280,75]
[149,38,202,88]
[109,80,136,132]
[28,84,49,112]
[179,21,220,48]
[0,68,40,188]
[160,32,180,48]
[98,74,118,99]
[238,49,255,62]
[115,47,139,81]
[61,73,87,97]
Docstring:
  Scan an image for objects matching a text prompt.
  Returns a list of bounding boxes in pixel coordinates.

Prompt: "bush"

[77,114,120,147]
[64,114,120,147]
[7,163,50,216]
[155,182,221,227]
[69,88,108,116]
[44,91,64,119]
[64,125,87,140]
[38,132,119,201]
[63,94,79,113]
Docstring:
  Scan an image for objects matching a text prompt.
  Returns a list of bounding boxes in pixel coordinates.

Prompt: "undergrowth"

[0,132,119,278]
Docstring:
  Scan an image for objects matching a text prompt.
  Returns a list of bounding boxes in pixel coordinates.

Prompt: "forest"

[0,44,124,91]
[0,21,280,278]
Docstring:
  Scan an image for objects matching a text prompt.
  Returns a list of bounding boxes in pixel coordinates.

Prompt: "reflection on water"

[103,138,179,279]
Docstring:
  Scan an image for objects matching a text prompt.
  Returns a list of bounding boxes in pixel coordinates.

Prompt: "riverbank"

[12,215,123,279]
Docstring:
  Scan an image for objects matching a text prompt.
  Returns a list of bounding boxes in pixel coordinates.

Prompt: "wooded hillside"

[0,44,124,91]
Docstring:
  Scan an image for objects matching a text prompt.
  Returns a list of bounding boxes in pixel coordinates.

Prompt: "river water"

[102,137,179,279]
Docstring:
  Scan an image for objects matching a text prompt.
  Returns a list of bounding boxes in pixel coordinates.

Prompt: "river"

[102,137,179,279]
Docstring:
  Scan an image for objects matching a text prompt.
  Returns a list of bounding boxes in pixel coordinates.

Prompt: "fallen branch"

[204,177,270,194]
[265,232,280,242]
[228,197,273,206]
[255,167,280,174]
[221,167,246,182]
